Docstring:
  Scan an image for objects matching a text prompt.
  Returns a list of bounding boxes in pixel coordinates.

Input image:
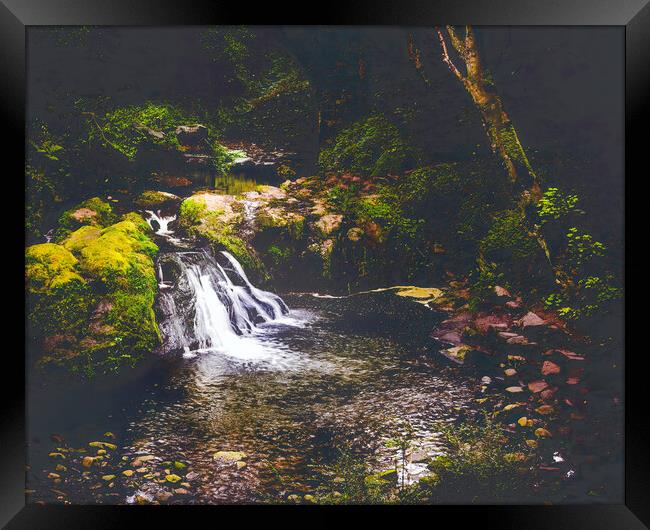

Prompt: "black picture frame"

[2,0,646,527]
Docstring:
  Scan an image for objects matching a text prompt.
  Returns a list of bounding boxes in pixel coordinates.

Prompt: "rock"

[213,451,247,462]
[395,286,445,305]
[494,286,511,297]
[155,491,173,502]
[528,380,549,393]
[541,361,561,376]
[175,124,208,147]
[236,461,247,470]
[556,349,585,361]
[314,214,343,237]
[535,405,554,415]
[504,368,517,377]
[185,471,200,481]
[174,488,189,495]
[506,334,536,345]
[364,469,397,487]
[440,345,472,365]
[47,473,61,479]
[505,386,524,393]
[437,331,463,345]
[516,312,547,328]
[89,441,117,451]
[474,314,512,333]
[135,190,181,211]
[506,298,523,309]
[82,457,95,468]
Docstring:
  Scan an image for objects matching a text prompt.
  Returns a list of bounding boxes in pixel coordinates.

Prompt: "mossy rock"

[55,197,118,241]
[179,194,261,274]
[26,243,93,337]
[134,190,181,210]
[28,213,161,376]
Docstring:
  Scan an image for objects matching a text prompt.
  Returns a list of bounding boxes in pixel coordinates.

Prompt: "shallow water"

[121,294,477,503]
[28,293,481,504]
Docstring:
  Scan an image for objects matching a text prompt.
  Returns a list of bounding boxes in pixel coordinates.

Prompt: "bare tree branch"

[435,27,464,82]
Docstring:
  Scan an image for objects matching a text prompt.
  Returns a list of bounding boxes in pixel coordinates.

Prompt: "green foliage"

[319,113,418,177]
[423,416,533,503]
[87,101,194,159]
[211,142,243,176]
[537,187,582,224]
[536,188,621,322]
[565,227,606,268]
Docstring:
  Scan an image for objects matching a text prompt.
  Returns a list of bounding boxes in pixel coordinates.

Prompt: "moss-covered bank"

[26,198,161,377]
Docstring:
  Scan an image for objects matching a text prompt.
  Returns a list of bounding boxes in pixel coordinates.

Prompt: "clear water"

[118,294,476,503]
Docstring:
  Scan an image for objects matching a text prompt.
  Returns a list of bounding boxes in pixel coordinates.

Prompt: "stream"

[27,205,482,505]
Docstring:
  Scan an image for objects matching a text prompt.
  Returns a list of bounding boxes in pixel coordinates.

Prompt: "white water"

[145,201,299,365]
[144,210,188,247]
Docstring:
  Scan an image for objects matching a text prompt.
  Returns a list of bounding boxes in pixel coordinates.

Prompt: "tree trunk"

[435,26,554,271]
[436,26,541,201]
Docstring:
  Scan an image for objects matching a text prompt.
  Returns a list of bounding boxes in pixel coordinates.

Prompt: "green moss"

[28,214,161,376]
[481,209,538,262]
[319,113,418,177]
[267,244,291,266]
[178,198,208,228]
[26,243,93,337]
[55,197,118,241]
[63,225,101,254]
[256,209,305,240]
[134,191,179,210]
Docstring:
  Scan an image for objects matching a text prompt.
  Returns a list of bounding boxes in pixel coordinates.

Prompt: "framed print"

[2,0,647,527]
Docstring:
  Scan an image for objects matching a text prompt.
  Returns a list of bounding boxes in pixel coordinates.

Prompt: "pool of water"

[27,293,480,504]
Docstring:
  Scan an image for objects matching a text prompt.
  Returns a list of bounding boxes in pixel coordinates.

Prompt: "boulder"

[175,124,208,147]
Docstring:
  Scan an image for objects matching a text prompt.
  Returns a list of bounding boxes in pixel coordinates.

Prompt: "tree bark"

[435,26,554,271]
[436,26,541,201]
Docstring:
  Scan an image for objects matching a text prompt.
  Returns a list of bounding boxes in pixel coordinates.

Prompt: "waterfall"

[156,248,289,357]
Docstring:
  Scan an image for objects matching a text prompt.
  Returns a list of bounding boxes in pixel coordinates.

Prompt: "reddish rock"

[516,311,547,328]
[494,285,511,297]
[541,361,561,376]
[557,349,585,361]
[506,298,522,309]
[474,314,512,333]
[540,387,558,400]
[528,380,549,393]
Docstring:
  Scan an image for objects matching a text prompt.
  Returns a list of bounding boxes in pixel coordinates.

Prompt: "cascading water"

[144,208,290,359]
